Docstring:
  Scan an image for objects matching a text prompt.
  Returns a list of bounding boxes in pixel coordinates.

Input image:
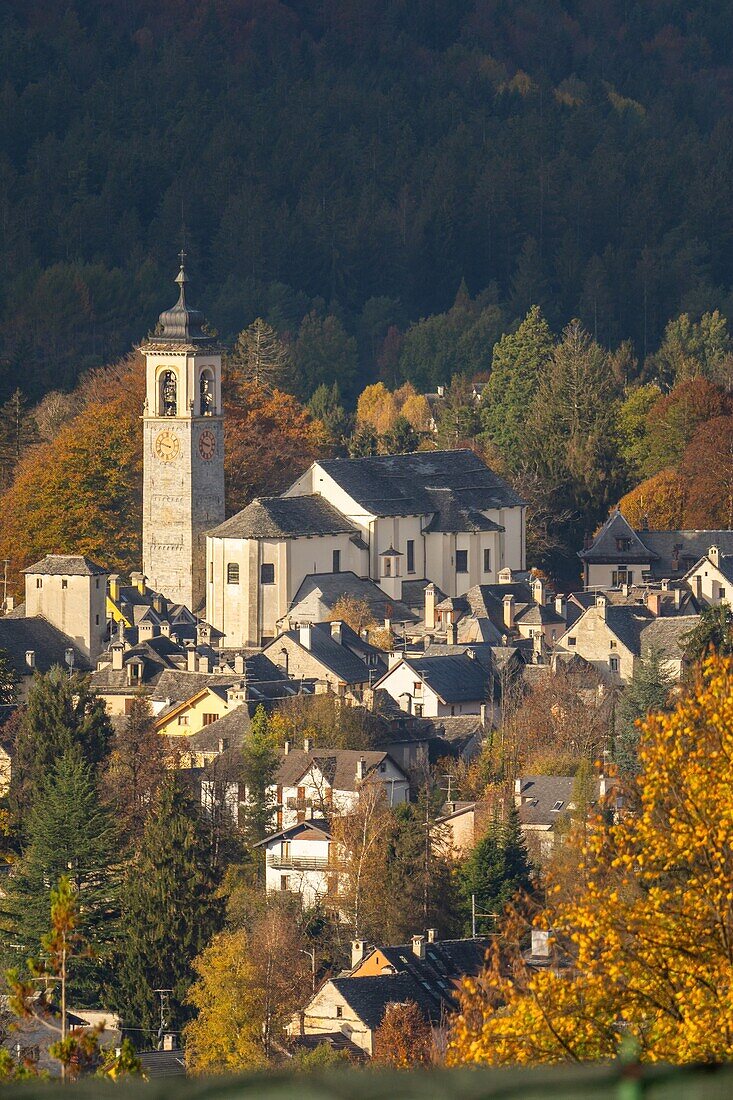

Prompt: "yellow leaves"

[448,656,733,1067]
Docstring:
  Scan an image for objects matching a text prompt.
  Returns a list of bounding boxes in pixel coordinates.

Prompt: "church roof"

[23,554,107,576]
[315,449,523,517]
[208,495,357,540]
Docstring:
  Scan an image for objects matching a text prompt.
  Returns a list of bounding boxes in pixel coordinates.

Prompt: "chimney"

[466,647,476,660]
[411,934,426,960]
[693,574,703,601]
[447,623,458,645]
[138,619,156,640]
[199,655,210,674]
[351,939,367,968]
[234,653,245,675]
[426,928,438,944]
[186,643,197,673]
[152,593,164,614]
[304,737,313,752]
[595,593,607,621]
[111,642,124,672]
[25,649,35,670]
[356,757,367,782]
[661,578,670,592]
[130,571,146,596]
[621,583,629,597]
[299,623,312,650]
[514,776,522,805]
[108,574,120,602]
[383,617,391,633]
[531,930,550,958]
[162,1034,177,1052]
[284,739,291,755]
[437,385,445,398]
[710,545,720,568]
[503,594,515,630]
[674,587,682,610]
[424,583,437,630]
[4,596,14,612]
[646,592,662,617]
[554,594,565,618]
[330,620,343,645]
[480,702,487,726]
[532,576,545,605]
[160,620,171,637]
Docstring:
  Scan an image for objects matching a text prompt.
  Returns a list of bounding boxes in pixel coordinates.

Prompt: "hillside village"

[0,265,729,1076]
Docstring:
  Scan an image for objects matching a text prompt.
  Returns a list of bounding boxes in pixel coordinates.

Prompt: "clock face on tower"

[199,428,217,462]
[154,429,180,463]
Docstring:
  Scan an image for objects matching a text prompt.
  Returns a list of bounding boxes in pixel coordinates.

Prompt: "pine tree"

[0,752,120,1004]
[240,705,279,847]
[11,668,112,826]
[0,389,37,489]
[101,696,166,847]
[308,382,349,442]
[111,775,221,1042]
[231,318,291,390]
[682,604,733,665]
[0,648,18,708]
[382,415,419,454]
[459,808,532,935]
[481,306,554,472]
[615,648,675,776]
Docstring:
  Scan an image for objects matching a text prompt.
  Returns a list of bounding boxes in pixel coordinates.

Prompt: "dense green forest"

[3,0,733,403]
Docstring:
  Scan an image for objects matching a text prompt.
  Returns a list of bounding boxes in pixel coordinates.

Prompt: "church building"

[140,257,225,611]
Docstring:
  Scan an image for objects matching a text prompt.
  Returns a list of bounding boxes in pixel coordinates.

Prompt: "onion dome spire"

[157,251,211,342]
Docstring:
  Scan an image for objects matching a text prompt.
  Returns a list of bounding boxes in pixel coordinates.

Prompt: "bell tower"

[140,255,225,610]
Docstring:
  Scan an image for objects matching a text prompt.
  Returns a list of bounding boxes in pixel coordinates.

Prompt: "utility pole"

[471,894,500,939]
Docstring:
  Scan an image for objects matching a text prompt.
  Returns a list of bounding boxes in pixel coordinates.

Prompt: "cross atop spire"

[178,248,187,267]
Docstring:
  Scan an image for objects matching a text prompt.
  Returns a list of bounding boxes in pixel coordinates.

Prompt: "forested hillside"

[3,0,733,402]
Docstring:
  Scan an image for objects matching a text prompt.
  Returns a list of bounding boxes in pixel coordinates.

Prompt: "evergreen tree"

[481,306,555,472]
[292,312,358,400]
[682,604,733,665]
[0,649,18,709]
[11,668,112,826]
[615,647,675,776]
[111,775,221,1042]
[382,414,419,454]
[348,425,380,457]
[433,376,481,448]
[102,696,166,847]
[240,705,279,847]
[0,752,120,1004]
[0,389,38,489]
[308,382,350,442]
[231,318,291,391]
[459,808,532,935]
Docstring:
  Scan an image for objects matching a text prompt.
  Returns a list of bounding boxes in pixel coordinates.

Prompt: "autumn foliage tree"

[448,656,733,1066]
[681,415,733,529]
[373,1001,434,1068]
[617,468,687,530]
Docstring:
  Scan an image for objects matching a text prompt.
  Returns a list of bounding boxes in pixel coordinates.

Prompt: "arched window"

[159,369,177,416]
[227,563,240,584]
[199,369,215,416]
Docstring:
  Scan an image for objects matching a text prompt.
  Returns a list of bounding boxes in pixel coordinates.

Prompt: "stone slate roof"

[23,554,107,576]
[288,572,418,625]
[421,488,505,533]
[580,511,733,579]
[208,495,356,540]
[185,705,252,751]
[136,1049,186,1078]
[517,775,616,826]
[332,971,445,1029]
[393,652,492,704]
[150,669,241,704]
[516,603,565,627]
[269,622,386,685]
[255,819,332,847]
[640,616,699,659]
[578,511,658,565]
[316,449,524,517]
[90,637,184,693]
[275,748,406,791]
[0,617,90,677]
[400,579,446,614]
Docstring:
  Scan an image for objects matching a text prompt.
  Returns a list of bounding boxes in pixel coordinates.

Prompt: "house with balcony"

[269,744,410,830]
[255,818,338,908]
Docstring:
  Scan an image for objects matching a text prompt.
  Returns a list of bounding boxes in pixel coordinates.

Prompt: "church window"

[36,579,42,589]
[407,540,415,573]
[160,370,177,416]
[199,370,215,416]
[483,548,491,572]
[227,563,240,584]
[456,550,468,573]
[61,579,68,590]
[332,549,341,573]
[261,563,275,585]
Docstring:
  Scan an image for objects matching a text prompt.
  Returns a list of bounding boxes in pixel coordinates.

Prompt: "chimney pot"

[351,939,367,968]
[25,649,35,670]
[424,583,437,630]
[447,623,458,645]
[186,643,197,673]
[503,593,515,630]
[198,655,210,674]
[356,757,367,781]
[710,545,720,568]
[330,620,343,645]
[299,623,312,650]
[284,739,291,755]
[304,737,312,752]
[234,653,245,674]
[108,574,120,602]
[426,928,438,944]
[411,934,426,959]
[531,930,550,958]
[111,643,124,672]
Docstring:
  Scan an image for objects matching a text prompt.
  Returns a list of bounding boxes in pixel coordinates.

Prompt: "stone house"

[206,449,526,646]
[373,649,493,718]
[21,554,108,661]
[262,621,386,700]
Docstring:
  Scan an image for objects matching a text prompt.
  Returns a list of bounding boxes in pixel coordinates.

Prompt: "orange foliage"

[0,355,144,593]
[223,368,330,515]
[681,415,733,529]
[617,468,687,529]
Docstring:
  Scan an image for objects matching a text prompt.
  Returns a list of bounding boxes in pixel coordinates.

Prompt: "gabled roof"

[642,531,733,580]
[422,489,505,534]
[268,622,386,685]
[288,572,418,625]
[23,554,107,576]
[313,449,524,517]
[515,603,564,626]
[208,495,357,540]
[384,652,491,704]
[254,818,332,847]
[150,669,241,704]
[331,971,445,1029]
[0,617,90,677]
[275,748,407,791]
[640,615,699,659]
[578,510,658,564]
[517,774,615,826]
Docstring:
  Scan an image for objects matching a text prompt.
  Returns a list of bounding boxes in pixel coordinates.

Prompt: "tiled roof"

[517,774,615,826]
[288,572,418,625]
[23,554,107,576]
[578,511,658,564]
[516,603,565,626]
[400,579,446,613]
[422,489,505,533]
[208,495,357,539]
[0,617,91,677]
[332,972,444,1029]
[315,449,524,517]
[275,748,406,791]
[641,531,733,579]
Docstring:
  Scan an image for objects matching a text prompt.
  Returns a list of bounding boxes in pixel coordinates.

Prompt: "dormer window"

[551,800,564,812]
[616,538,632,552]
